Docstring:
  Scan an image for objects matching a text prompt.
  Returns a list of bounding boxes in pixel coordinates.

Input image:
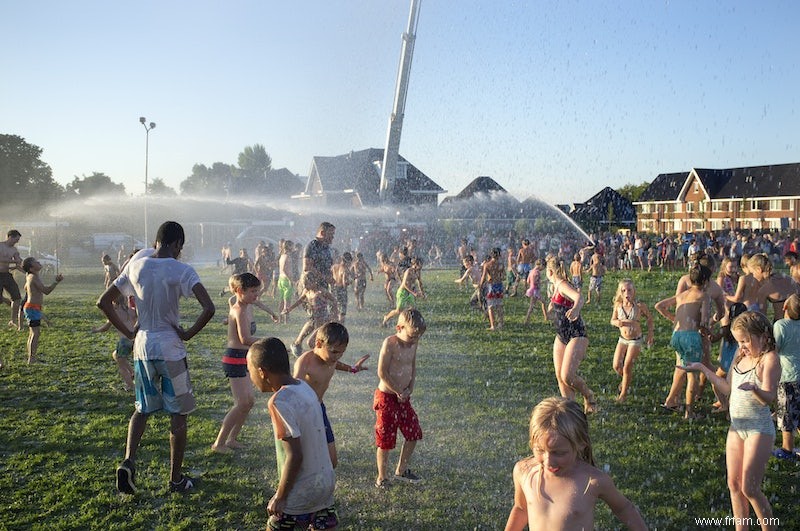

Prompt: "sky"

[2,0,798,205]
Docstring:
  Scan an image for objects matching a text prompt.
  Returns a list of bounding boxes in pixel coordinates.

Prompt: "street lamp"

[139,117,156,245]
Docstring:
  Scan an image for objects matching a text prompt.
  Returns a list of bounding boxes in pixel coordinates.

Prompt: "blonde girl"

[685,312,780,531]
[717,256,739,299]
[730,254,762,311]
[505,397,646,531]
[610,279,654,402]
[545,256,596,413]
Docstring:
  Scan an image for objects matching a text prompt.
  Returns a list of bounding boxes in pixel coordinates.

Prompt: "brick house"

[634,163,800,234]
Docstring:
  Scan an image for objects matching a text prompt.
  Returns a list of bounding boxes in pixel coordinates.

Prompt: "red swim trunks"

[373,389,422,450]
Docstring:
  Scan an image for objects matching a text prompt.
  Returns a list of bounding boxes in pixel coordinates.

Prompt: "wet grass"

[1,266,798,530]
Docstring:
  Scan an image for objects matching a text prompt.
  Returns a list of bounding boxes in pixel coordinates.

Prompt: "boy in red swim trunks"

[374,308,427,488]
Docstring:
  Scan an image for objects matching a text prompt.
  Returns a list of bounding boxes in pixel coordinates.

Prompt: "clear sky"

[2,1,797,205]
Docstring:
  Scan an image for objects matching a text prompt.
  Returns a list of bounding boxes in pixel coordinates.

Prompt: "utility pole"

[379,0,421,203]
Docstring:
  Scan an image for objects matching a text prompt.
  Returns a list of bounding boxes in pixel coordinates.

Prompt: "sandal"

[660,403,682,414]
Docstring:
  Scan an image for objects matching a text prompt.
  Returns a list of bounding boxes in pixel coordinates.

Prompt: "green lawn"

[1,267,798,530]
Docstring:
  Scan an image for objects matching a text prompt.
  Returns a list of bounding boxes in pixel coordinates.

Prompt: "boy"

[247,337,337,530]
[351,252,373,311]
[772,293,800,459]
[655,263,712,419]
[455,255,484,312]
[375,308,427,488]
[585,253,606,305]
[293,322,369,467]
[22,257,64,363]
[331,252,353,324]
[91,296,136,392]
[102,254,119,289]
[382,257,425,327]
[98,221,215,494]
[283,276,338,358]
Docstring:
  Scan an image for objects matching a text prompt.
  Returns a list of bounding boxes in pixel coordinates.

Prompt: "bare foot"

[615,394,627,403]
[225,440,244,449]
[211,444,234,454]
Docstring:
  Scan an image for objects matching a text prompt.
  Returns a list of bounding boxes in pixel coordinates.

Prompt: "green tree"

[617,182,649,202]
[0,134,63,205]
[180,162,236,196]
[236,144,272,194]
[65,172,126,197]
[148,177,176,196]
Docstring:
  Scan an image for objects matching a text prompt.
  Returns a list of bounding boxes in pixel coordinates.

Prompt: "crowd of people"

[4,220,800,530]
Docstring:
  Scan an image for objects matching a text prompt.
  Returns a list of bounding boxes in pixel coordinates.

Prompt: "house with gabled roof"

[265,168,305,197]
[439,176,521,221]
[296,148,445,208]
[569,186,636,231]
[634,163,800,233]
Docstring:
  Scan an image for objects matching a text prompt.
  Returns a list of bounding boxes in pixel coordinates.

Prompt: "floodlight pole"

[139,116,156,245]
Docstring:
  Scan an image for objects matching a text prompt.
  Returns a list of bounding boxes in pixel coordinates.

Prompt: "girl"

[277,240,294,323]
[729,254,762,311]
[609,279,654,402]
[212,273,263,454]
[717,256,739,301]
[685,312,780,531]
[749,253,799,322]
[524,259,547,325]
[505,397,647,531]
[707,302,747,413]
[546,256,597,413]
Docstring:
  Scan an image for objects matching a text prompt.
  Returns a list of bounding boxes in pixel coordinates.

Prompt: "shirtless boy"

[480,248,505,331]
[351,252,373,311]
[0,230,23,330]
[293,322,369,467]
[331,252,353,324]
[22,257,64,363]
[586,253,607,305]
[515,239,535,296]
[655,263,712,419]
[374,308,427,488]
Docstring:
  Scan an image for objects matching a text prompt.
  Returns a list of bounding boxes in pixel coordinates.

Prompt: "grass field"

[1,266,799,530]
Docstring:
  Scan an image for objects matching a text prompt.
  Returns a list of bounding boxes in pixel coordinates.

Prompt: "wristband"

[350,366,358,373]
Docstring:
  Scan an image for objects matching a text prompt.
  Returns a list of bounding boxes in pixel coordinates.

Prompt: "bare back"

[293,351,335,401]
[674,287,709,331]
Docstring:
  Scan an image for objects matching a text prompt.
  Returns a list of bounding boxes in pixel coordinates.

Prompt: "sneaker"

[374,478,392,489]
[116,459,136,494]
[394,469,423,483]
[290,344,302,358]
[169,475,195,493]
[772,448,797,460]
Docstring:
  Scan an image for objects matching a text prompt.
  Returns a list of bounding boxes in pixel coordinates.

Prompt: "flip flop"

[660,403,682,413]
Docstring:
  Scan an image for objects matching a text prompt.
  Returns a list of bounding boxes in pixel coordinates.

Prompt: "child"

[479,248,505,331]
[378,253,398,305]
[91,295,136,392]
[706,302,747,414]
[505,247,517,296]
[293,322,369,467]
[212,273,266,454]
[546,256,596,413]
[382,257,425,327]
[284,276,338,358]
[684,311,780,530]
[247,337,338,530]
[772,293,800,459]
[586,253,606,305]
[523,259,547,324]
[374,308,427,488]
[569,253,583,291]
[655,262,711,419]
[277,240,295,323]
[22,257,63,364]
[610,279,654,402]
[331,252,353,324]
[455,255,485,313]
[102,254,120,289]
[505,397,647,530]
[351,252,373,311]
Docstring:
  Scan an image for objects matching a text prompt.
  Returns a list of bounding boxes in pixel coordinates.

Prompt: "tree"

[236,144,272,194]
[65,172,126,197]
[148,177,176,196]
[180,162,236,196]
[0,134,63,205]
[617,182,650,202]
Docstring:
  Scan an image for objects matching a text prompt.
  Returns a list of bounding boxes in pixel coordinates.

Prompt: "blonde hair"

[739,253,751,273]
[529,397,595,466]
[612,279,636,306]
[784,293,800,321]
[731,311,775,363]
[746,253,772,276]
[546,256,568,282]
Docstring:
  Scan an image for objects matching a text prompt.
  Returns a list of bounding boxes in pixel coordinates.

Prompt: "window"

[686,202,694,213]
[674,203,682,213]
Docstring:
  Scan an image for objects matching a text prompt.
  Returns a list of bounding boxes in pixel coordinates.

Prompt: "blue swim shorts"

[670,330,703,366]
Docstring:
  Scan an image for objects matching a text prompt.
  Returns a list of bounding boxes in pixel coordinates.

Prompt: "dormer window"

[745,175,753,183]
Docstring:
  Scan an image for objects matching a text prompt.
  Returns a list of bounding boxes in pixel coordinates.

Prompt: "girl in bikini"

[748,253,799,322]
[685,311,780,531]
[609,279,654,403]
[545,256,597,413]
